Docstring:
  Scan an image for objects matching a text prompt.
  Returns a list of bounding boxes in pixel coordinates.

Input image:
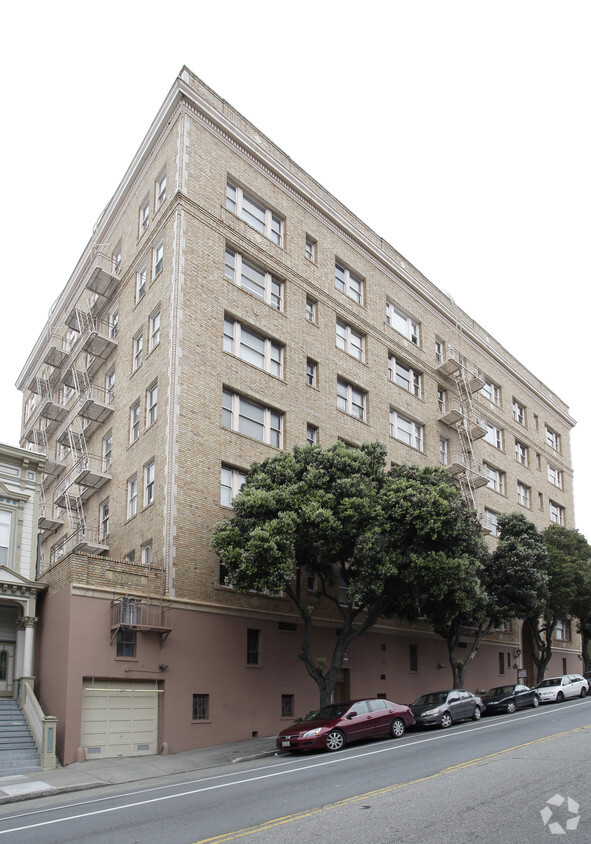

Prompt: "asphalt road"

[1,698,590,843]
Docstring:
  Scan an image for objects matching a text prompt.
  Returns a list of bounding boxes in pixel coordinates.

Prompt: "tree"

[212,441,398,707]
[527,525,591,682]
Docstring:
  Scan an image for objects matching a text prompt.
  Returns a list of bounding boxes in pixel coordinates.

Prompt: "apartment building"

[16,67,577,765]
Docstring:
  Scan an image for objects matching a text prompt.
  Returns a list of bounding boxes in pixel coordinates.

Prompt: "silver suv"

[535,673,589,703]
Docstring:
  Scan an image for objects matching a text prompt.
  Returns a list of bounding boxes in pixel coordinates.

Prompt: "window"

[305,236,316,262]
[484,423,503,450]
[390,409,424,451]
[389,355,421,397]
[153,242,164,278]
[513,400,525,425]
[435,338,444,363]
[102,432,112,470]
[305,297,317,323]
[136,265,147,302]
[222,390,283,448]
[141,541,153,566]
[130,401,140,443]
[109,306,119,338]
[192,694,209,720]
[247,628,260,665]
[133,334,143,371]
[155,171,166,210]
[125,550,135,563]
[226,181,282,245]
[546,426,561,451]
[409,644,418,673]
[306,425,318,446]
[220,465,247,507]
[147,382,158,426]
[223,318,282,377]
[116,629,136,658]
[139,198,150,234]
[99,500,109,541]
[437,387,447,412]
[336,320,365,361]
[144,461,155,506]
[149,311,160,352]
[485,509,499,537]
[482,379,500,405]
[439,436,449,466]
[484,463,505,494]
[517,482,530,508]
[555,619,571,641]
[337,379,366,421]
[105,367,115,400]
[538,492,544,510]
[127,476,138,519]
[225,247,283,310]
[515,441,528,466]
[0,511,12,566]
[335,263,363,304]
[112,243,122,275]
[306,359,317,387]
[281,694,294,718]
[548,465,563,488]
[550,501,565,525]
[386,303,419,345]
[498,652,505,675]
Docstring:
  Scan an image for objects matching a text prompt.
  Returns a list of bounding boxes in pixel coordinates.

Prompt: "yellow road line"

[193,723,591,843]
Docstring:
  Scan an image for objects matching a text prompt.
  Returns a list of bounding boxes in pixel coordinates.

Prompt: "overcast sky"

[2,1,589,538]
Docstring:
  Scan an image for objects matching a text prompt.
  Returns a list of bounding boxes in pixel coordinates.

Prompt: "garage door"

[81,680,159,759]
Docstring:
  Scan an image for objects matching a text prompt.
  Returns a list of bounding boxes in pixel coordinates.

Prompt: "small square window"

[281,694,294,718]
[149,311,160,352]
[141,540,153,566]
[306,359,317,388]
[247,628,260,665]
[147,382,158,426]
[133,334,143,371]
[139,198,150,234]
[130,401,140,443]
[116,628,136,658]
[305,297,317,324]
[144,461,155,506]
[192,693,209,720]
[136,265,147,303]
[156,171,166,210]
[153,242,164,278]
[306,424,318,446]
[127,476,138,519]
[305,236,316,262]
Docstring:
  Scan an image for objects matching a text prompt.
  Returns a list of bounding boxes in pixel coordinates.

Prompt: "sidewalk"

[0,735,280,805]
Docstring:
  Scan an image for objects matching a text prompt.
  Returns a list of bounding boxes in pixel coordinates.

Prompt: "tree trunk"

[527,617,555,683]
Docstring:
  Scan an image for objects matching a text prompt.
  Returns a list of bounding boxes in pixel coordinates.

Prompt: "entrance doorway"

[0,643,14,696]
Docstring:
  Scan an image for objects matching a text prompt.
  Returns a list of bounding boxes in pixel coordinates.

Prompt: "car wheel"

[325,730,345,752]
[440,712,453,728]
[506,700,517,714]
[580,687,587,698]
[390,718,406,739]
[532,696,539,708]
[556,692,565,703]
[472,706,481,721]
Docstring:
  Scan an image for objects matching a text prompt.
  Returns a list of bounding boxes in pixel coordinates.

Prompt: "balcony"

[445,453,489,489]
[78,384,114,424]
[43,334,71,369]
[435,346,463,377]
[70,524,110,555]
[438,399,465,427]
[111,598,172,643]
[38,506,65,533]
[71,453,112,491]
[81,316,118,361]
[86,253,121,300]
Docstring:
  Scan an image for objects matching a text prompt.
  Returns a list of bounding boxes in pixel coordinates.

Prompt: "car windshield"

[412,692,448,706]
[487,686,514,696]
[537,678,560,688]
[308,703,350,720]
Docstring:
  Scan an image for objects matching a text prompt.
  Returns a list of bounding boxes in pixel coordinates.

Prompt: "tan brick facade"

[16,68,578,763]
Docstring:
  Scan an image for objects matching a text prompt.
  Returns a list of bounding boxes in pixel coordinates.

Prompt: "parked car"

[410,689,484,728]
[482,683,539,714]
[276,698,414,752]
[535,674,589,703]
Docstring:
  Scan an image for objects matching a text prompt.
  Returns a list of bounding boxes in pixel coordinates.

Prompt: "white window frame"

[149,310,160,352]
[513,399,525,425]
[225,247,283,311]
[334,263,363,304]
[485,509,499,537]
[386,303,419,345]
[306,359,317,387]
[141,541,153,567]
[222,389,283,448]
[144,461,155,507]
[155,171,166,210]
[485,423,503,450]
[220,464,247,507]
[336,319,365,361]
[223,318,282,377]
[337,379,366,421]
[226,181,283,245]
[435,338,444,364]
[109,305,119,339]
[439,436,449,466]
[102,432,113,471]
[550,501,565,525]
[139,198,150,235]
[153,241,164,278]
[555,619,571,641]
[546,426,561,451]
[305,297,317,324]
[306,425,318,446]
[389,408,424,451]
[389,355,421,397]
[127,476,138,519]
[0,510,12,567]
[517,482,531,508]
[112,243,122,275]
[482,379,500,405]
[515,441,528,466]
[130,401,140,443]
[548,465,563,488]
[133,334,143,371]
[147,382,158,426]
[136,264,147,302]
[305,236,316,262]
[484,463,505,494]
[99,499,110,541]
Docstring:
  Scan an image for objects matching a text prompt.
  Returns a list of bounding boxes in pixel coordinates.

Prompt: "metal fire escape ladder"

[453,365,478,509]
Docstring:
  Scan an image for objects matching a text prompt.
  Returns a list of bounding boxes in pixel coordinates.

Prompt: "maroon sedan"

[276,698,414,752]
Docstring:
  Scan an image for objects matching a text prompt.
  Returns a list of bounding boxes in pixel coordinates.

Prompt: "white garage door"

[81,680,159,759]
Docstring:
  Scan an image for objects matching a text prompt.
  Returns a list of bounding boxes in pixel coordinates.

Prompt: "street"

[1,698,590,843]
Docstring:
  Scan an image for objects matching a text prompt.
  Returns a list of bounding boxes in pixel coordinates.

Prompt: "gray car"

[410,689,484,728]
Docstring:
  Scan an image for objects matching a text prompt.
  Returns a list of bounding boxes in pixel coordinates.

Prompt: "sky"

[1,1,589,538]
